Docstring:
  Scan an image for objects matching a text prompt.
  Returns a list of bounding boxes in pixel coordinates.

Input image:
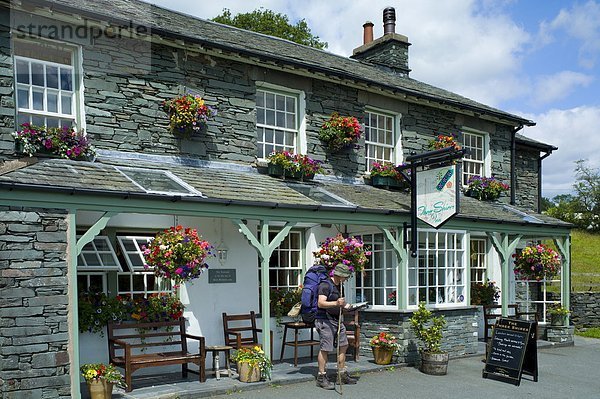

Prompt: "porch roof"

[0,154,571,235]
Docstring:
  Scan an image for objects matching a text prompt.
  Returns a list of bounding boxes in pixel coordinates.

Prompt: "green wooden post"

[235,220,296,360]
[488,233,522,316]
[381,227,408,309]
[554,236,571,324]
[67,210,82,399]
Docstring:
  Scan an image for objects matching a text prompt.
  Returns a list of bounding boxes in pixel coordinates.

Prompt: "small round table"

[205,345,233,380]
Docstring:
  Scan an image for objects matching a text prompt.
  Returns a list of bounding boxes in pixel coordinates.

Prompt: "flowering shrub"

[313,234,371,275]
[143,225,214,285]
[267,151,324,176]
[80,363,126,387]
[270,286,302,325]
[231,346,272,380]
[428,133,461,150]
[410,302,446,354]
[470,279,500,305]
[162,94,217,136]
[513,243,561,281]
[13,123,95,160]
[465,176,509,201]
[319,112,362,151]
[78,291,128,335]
[369,332,400,351]
[548,305,570,316]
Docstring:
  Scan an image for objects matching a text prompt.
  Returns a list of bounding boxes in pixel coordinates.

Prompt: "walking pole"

[336,282,343,395]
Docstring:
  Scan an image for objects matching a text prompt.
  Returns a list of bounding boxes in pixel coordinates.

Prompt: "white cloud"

[538,1,600,68]
[532,71,594,106]
[520,106,600,197]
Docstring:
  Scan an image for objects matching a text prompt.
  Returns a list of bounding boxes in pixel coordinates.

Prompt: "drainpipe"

[538,150,553,213]
[510,126,524,205]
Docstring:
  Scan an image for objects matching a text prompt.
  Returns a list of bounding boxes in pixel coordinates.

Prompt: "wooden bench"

[108,318,206,392]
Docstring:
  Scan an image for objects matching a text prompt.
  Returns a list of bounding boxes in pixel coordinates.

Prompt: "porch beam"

[380,226,408,309]
[233,219,296,360]
[554,236,571,323]
[75,212,117,255]
[488,232,522,316]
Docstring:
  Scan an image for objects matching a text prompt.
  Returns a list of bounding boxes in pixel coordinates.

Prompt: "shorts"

[315,317,348,352]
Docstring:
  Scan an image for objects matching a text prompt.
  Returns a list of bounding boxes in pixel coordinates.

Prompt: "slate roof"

[0,156,571,229]
[32,0,535,126]
[516,134,558,151]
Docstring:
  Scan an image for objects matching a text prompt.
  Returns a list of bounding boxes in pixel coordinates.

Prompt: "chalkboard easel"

[482,317,538,386]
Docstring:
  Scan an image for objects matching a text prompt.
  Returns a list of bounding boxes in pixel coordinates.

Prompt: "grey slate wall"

[0,206,71,399]
[0,9,15,160]
[515,146,540,211]
[571,292,600,329]
[359,308,479,364]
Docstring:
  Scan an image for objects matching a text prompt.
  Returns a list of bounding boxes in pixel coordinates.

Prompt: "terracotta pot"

[419,351,448,375]
[87,379,114,399]
[237,361,261,383]
[372,346,394,365]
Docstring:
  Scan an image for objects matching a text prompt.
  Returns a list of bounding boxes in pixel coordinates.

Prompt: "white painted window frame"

[364,107,403,172]
[256,82,307,159]
[462,128,491,186]
[355,232,397,310]
[77,235,122,271]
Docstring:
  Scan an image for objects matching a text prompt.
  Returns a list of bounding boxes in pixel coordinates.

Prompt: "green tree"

[212,8,328,50]
[545,160,600,232]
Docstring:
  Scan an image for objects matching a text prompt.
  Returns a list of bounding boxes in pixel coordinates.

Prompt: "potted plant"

[230,346,272,382]
[387,290,397,306]
[13,123,96,160]
[78,291,128,336]
[295,154,324,180]
[270,286,302,325]
[162,94,217,137]
[548,305,570,326]
[470,279,500,306]
[312,234,371,275]
[428,133,461,151]
[464,176,509,201]
[410,302,448,375]
[369,162,408,189]
[142,225,215,285]
[80,363,126,399]
[512,243,561,281]
[128,292,185,323]
[369,331,400,365]
[319,112,362,151]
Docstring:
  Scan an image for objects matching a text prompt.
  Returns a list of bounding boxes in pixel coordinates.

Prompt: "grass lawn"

[575,328,600,339]
[571,230,600,292]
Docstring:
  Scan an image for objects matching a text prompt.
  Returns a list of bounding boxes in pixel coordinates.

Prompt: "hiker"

[314,263,358,390]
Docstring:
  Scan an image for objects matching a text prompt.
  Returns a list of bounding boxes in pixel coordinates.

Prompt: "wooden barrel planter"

[237,362,261,383]
[419,351,448,375]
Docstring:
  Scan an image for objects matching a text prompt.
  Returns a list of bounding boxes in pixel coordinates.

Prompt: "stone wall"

[515,145,540,211]
[359,308,478,364]
[0,206,71,399]
[0,9,15,160]
[571,292,600,329]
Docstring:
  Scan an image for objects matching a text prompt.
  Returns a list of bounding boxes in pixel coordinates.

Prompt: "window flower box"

[267,151,323,181]
[464,176,509,201]
[369,162,409,190]
[13,123,96,161]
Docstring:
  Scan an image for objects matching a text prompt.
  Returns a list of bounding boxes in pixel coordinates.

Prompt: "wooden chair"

[483,304,539,342]
[343,310,361,361]
[222,311,273,359]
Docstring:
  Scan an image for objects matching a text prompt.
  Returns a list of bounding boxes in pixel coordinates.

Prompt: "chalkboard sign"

[482,317,538,386]
[208,268,236,284]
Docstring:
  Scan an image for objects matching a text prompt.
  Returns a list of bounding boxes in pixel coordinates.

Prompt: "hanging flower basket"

[370,162,410,190]
[312,234,371,275]
[512,243,561,281]
[319,112,362,151]
[143,225,214,285]
[162,94,217,137]
[13,123,96,160]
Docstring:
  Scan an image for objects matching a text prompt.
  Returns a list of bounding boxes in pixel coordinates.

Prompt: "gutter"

[510,125,524,205]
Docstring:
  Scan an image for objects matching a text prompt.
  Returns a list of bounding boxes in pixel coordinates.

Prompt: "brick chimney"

[351,7,411,76]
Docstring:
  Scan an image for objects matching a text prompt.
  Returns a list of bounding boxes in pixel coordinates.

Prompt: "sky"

[143,0,600,199]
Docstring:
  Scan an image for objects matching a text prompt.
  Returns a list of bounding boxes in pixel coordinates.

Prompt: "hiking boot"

[316,373,335,390]
[340,371,358,384]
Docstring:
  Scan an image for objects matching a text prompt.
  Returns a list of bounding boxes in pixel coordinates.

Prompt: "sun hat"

[333,263,352,278]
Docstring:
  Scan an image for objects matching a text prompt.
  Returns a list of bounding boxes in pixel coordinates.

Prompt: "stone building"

[0,1,571,398]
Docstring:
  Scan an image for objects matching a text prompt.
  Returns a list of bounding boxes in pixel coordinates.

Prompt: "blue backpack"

[300,265,332,323]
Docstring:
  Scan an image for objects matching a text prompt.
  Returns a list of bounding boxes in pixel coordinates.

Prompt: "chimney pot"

[383,6,396,35]
[363,21,374,45]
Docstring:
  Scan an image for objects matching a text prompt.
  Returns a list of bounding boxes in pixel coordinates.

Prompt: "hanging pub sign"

[416,164,459,228]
